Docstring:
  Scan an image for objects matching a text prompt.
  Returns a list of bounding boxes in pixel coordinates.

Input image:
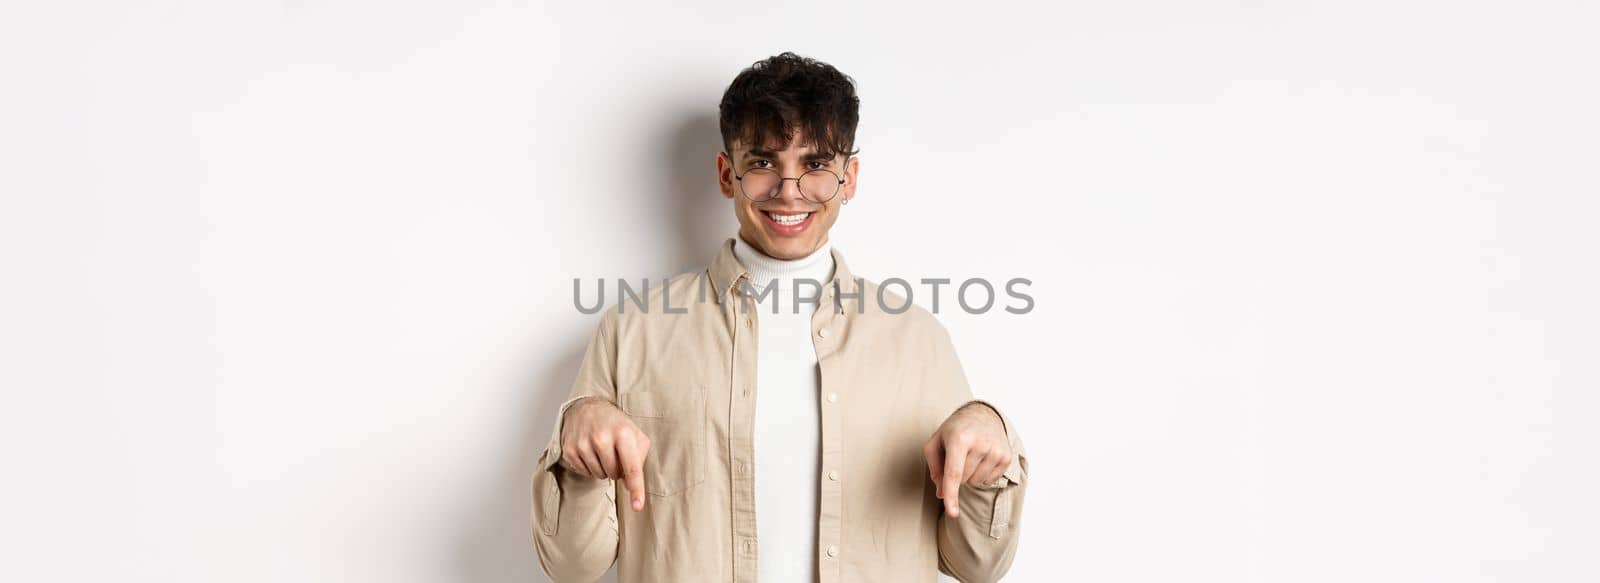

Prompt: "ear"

[840,155,860,204]
[716,151,737,199]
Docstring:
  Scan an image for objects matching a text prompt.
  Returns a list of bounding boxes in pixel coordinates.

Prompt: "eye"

[807,161,828,170]
[750,159,771,168]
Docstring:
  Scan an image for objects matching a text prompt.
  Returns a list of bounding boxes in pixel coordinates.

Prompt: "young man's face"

[716,132,860,260]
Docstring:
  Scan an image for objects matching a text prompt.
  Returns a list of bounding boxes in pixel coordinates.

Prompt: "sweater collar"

[706,236,861,308]
[731,235,834,292]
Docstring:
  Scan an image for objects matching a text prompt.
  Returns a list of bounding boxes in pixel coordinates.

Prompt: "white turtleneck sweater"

[732,235,835,583]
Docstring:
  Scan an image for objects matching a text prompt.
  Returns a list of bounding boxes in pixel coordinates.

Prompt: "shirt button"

[826,392,838,403]
[828,470,839,481]
[826,545,839,558]
[817,328,829,338]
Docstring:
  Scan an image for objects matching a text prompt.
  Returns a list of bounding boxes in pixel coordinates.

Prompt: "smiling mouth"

[759,209,816,235]
[762,210,811,226]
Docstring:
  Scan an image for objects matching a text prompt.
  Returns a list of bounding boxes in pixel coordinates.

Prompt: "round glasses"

[730,162,847,204]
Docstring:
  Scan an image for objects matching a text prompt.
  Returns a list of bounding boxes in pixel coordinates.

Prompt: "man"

[531,52,1029,583]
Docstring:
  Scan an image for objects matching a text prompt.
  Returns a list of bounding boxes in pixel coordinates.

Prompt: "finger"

[960,451,985,486]
[596,436,621,480]
[941,440,969,518]
[980,453,1007,486]
[924,438,945,498]
[986,451,1013,485]
[561,445,587,476]
[577,444,604,480]
[615,431,647,512]
[975,451,1008,486]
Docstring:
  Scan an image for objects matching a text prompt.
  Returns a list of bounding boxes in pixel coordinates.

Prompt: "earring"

[842,197,850,205]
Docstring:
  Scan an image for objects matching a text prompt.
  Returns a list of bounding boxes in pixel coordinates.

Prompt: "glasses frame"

[724,151,851,204]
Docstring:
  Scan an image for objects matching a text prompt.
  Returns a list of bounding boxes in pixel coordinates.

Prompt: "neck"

[732,236,835,292]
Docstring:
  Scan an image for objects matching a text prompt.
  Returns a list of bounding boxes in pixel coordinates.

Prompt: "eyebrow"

[744,148,838,162]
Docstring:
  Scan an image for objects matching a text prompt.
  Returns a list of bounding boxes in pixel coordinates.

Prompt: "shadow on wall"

[452,110,730,583]
[667,112,739,275]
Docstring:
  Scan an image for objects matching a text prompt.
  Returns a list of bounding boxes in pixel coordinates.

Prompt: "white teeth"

[768,212,809,226]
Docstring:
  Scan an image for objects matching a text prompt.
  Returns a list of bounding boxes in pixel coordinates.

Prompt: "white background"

[2,1,1597,582]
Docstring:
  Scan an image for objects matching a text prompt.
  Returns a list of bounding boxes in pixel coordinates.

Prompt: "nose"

[775,176,806,202]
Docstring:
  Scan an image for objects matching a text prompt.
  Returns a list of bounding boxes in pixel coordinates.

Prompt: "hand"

[923,403,1013,518]
[559,396,652,512]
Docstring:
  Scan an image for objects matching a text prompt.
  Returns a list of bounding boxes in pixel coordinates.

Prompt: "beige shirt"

[530,238,1029,583]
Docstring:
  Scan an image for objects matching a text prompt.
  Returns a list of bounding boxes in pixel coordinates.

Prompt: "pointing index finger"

[940,438,968,518]
[615,431,648,512]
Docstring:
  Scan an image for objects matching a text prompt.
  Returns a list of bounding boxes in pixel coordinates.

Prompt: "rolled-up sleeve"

[531,311,623,582]
[924,320,1029,583]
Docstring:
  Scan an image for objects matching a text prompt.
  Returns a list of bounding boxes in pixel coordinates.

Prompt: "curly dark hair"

[718,52,861,161]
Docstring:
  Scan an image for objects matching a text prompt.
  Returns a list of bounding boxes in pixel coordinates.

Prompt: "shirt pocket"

[618,386,707,497]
